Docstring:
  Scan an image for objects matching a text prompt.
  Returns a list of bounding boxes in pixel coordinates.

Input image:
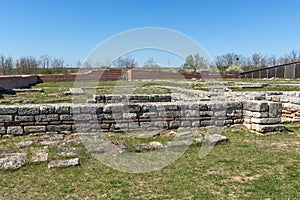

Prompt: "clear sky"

[1,0,300,66]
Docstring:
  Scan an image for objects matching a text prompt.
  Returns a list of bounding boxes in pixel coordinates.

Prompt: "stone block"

[169,120,181,129]
[35,114,59,122]
[73,114,92,121]
[0,115,13,122]
[181,121,191,127]
[55,105,70,114]
[18,106,40,115]
[7,126,23,135]
[268,102,282,118]
[24,126,46,134]
[154,121,168,128]
[0,126,6,135]
[15,115,34,122]
[0,107,18,114]
[251,124,284,133]
[251,117,281,124]
[48,158,80,169]
[184,110,199,117]
[191,121,200,127]
[123,113,137,119]
[243,101,268,112]
[59,114,73,121]
[47,125,72,132]
[40,105,55,114]
[243,110,269,118]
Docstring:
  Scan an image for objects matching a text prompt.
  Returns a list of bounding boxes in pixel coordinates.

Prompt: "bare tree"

[251,53,262,68]
[51,57,64,69]
[267,55,277,66]
[114,56,137,69]
[16,56,38,74]
[0,55,13,75]
[39,55,51,69]
[184,53,207,73]
[144,57,159,68]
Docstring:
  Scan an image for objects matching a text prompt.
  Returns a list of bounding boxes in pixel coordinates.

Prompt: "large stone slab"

[48,158,80,169]
[0,153,27,170]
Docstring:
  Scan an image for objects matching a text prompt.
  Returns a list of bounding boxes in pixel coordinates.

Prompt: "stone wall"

[0,75,39,90]
[0,101,245,137]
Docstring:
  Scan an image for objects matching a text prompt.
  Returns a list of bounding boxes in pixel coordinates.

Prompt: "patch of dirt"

[230,174,261,183]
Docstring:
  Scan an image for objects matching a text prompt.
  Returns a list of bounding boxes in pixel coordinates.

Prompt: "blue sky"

[1,0,300,66]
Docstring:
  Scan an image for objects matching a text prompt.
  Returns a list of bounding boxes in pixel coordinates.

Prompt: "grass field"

[0,123,299,199]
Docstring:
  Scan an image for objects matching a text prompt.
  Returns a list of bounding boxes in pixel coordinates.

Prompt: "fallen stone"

[166,140,192,147]
[0,153,27,170]
[39,141,60,146]
[148,141,164,149]
[135,143,151,152]
[31,149,48,163]
[16,140,34,148]
[175,131,193,138]
[48,158,80,169]
[203,134,228,145]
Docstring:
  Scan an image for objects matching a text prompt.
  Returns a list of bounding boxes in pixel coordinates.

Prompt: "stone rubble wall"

[0,101,247,137]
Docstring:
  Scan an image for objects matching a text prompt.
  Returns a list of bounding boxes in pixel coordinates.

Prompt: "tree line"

[1,49,299,75]
[0,55,69,75]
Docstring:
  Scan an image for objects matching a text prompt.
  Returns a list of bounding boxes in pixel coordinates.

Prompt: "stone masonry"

[0,98,283,137]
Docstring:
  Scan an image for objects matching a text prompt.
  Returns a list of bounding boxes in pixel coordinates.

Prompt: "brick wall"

[0,75,39,90]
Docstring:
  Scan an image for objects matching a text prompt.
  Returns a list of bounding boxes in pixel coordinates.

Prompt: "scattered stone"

[193,138,203,145]
[31,148,48,163]
[148,141,164,149]
[203,134,228,145]
[39,141,60,146]
[16,140,34,148]
[136,131,160,138]
[48,158,80,169]
[166,140,192,147]
[167,130,177,137]
[135,143,151,152]
[175,131,193,138]
[0,153,27,170]
[111,142,130,154]
[64,88,84,95]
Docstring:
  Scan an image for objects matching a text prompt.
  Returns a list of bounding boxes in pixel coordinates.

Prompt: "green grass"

[0,124,299,199]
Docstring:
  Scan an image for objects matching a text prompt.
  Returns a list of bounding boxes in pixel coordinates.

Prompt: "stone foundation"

[0,97,284,137]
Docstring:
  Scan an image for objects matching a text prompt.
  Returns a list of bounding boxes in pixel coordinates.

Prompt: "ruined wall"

[0,101,245,137]
[0,99,285,138]
[0,75,39,90]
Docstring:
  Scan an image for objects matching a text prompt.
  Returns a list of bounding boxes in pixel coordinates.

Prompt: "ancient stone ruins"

[1,88,300,170]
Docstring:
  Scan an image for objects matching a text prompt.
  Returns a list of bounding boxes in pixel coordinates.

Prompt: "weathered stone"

[268,102,282,118]
[204,134,228,145]
[73,114,92,121]
[15,115,34,122]
[16,140,34,148]
[243,110,269,118]
[123,113,137,119]
[251,117,281,124]
[175,131,193,138]
[7,126,23,135]
[166,140,192,147]
[35,114,59,122]
[47,125,72,132]
[251,124,284,133]
[0,115,13,122]
[0,126,6,135]
[39,141,60,146]
[0,153,27,170]
[148,141,164,149]
[243,101,269,112]
[40,105,55,114]
[55,105,70,114]
[181,121,191,127]
[169,120,181,129]
[135,143,151,152]
[31,149,48,163]
[0,107,18,114]
[48,158,80,169]
[18,107,39,115]
[24,126,46,134]
[59,114,73,121]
